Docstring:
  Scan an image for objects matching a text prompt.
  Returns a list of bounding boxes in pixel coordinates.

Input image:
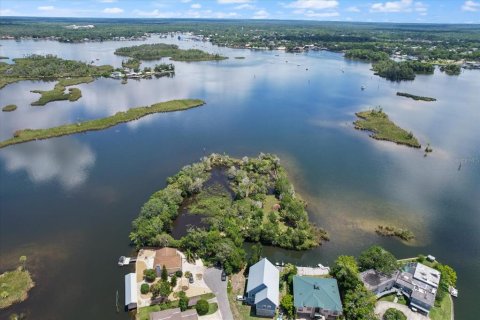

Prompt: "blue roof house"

[246,258,279,317]
[293,276,343,319]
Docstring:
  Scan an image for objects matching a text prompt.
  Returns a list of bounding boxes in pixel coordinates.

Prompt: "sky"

[0,0,479,24]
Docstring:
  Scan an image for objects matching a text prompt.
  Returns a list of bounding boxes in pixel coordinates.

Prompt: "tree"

[19,256,27,271]
[140,283,150,294]
[151,280,172,299]
[161,265,168,282]
[383,308,407,320]
[175,270,183,278]
[280,294,295,318]
[248,243,263,266]
[178,291,189,311]
[330,255,360,294]
[436,264,457,300]
[184,271,192,279]
[170,274,177,288]
[358,246,398,275]
[144,269,157,283]
[343,284,377,320]
[196,299,209,315]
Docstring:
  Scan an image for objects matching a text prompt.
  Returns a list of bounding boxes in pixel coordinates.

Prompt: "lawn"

[0,268,34,309]
[207,302,219,315]
[430,295,453,320]
[379,293,408,306]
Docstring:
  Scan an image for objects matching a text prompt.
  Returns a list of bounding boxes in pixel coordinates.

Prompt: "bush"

[140,283,150,294]
[178,291,189,311]
[195,299,209,315]
[144,269,157,283]
[175,270,183,278]
[383,308,407,320]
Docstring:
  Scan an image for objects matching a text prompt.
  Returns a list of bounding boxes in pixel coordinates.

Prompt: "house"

[149,308,198,320]
[246,258,279,317]
[360,269,399,295]
[125,273,137,311]
[293,276,343,319]
[154,247,182,276]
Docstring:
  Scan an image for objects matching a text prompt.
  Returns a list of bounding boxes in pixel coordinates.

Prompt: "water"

[0,35,479,320]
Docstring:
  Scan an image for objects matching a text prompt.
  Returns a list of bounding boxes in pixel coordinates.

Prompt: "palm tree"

[185,249,196,264]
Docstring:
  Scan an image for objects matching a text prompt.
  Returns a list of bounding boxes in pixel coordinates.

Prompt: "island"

[375,225,415,241]
[30,77,93,106]
[129,153,328,274]
[354,107,421,148]
[372,59,434,81]
[440,64,462,76]
[0,256,34,309]
[0,99,204,149]
[114,43,227,61]
[396,92,437,102]
[2,104,17,112]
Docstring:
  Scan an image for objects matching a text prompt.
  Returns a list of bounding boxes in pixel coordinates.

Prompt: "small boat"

[361,85,366,90]
[118,256,131,266]
[449,286,458,297]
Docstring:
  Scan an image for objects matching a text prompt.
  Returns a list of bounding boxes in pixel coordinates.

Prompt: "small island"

[396,92,436,102]
[130,153,328,274]
[0,256,34,309]
[114,43,227,62]
[354,107,421,148]
[440,64,462,76]
[0,99,204,149]
[372,60,434,81]
[2,104,17,112]
[375,225,415,241]
[30,77,93,106]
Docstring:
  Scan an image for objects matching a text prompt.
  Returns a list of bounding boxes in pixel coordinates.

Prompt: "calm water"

[0,35,479,320]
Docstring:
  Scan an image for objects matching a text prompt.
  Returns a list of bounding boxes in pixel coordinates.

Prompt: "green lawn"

[379,294,408,306]
[430,295,452,320]
[0,268,34,309]
[207,302,219,315]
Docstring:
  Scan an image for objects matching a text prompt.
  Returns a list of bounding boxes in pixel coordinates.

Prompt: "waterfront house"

[293,276,343,319]
[246,258,279,317]
[149,308,198,320]
[360,269,399,295]
[154,247,182,276]
[125,273,137,311]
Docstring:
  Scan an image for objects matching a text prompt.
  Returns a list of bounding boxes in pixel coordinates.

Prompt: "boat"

[361,85,366,90]
[118,256,131,266]
[449,286,458,297]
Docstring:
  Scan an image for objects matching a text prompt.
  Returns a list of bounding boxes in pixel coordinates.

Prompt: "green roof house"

[293,276,343,319]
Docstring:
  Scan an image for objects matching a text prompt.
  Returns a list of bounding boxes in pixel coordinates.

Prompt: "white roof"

[414,263,441,288]
[125,273,137,306]
[246,258,279,306]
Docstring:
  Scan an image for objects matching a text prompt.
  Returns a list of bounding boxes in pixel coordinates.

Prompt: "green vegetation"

[383,308,407,320]
[2,104,17,112]
[0,54,112,89]
[206,302,218,315]
[122,58,141,70]
[379,294,407,305]
[358,245,399,275]
[178,291,189,311]
[31,79,86,106]
[376,225,415,241]
[114,43,227,61]
[280,294,295,318]
[140,283,150,294]
[345,49,389,62]
[130,153,327,274]
[430,295,453,320]
[195,299,209,316]
[396,92,436,101]
[0,99,204,149]
[354,107,421,148]
[440,64,462,75]
[136,301,179,320]
[234,56,245,59]
[154,63,175,73]
[144,269,156,283]
[372,60,434,81]
[0,257,34,309]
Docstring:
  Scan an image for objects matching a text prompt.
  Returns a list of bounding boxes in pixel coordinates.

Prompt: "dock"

[276,263,330,276]
[118,256,137,266]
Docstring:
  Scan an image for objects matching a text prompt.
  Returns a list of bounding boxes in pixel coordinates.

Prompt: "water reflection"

[0,138,95,189]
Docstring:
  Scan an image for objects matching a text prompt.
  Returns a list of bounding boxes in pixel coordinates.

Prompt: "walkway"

[375,301,429,320]
[204,268,233,320]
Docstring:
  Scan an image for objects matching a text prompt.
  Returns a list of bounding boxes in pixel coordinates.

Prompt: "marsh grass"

[0,268,34,309]
[2,104,17,112]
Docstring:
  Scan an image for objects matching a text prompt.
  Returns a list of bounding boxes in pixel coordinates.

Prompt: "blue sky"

[0,0,479,23]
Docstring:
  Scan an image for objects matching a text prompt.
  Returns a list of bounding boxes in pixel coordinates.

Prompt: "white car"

[236,295,245,301]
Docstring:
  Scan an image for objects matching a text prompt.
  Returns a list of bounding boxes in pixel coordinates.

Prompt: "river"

[0,35,479,320]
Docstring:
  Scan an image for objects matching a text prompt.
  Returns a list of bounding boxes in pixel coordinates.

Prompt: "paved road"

[375,301,429,320]
[204,267,233,320]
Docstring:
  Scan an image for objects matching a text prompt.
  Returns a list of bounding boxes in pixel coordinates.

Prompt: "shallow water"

[0,35,479,319]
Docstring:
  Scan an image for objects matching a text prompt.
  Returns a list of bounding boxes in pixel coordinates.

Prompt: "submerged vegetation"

[0,257,34,309]
[130,153,327,274]
[376,225,415,242]
[0,99,204,149]
[396,92,436,101]
[0,54,112,89]
[114,43,227,61]
[2,104,17,112]
[30,76,93,106]
[354,107,421,148]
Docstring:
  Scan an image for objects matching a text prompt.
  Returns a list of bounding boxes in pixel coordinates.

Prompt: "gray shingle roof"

[246,258,279,306]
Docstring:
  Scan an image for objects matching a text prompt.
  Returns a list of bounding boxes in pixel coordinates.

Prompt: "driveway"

[375,301,429,320]
[204,267,233,320]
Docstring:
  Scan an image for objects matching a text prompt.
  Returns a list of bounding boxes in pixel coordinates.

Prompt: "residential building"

[125,273,137,311]
[360,269,399,294]
[246,258,279,317]
[293,276,343,319]
[154,247,182,276]
[149,308,198,320]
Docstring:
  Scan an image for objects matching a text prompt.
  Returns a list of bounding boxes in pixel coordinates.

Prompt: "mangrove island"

[0,256,34,309]
[0,99,204,149]
[2,104,17,112]
[114,43,227,61]
[397,92,437,102]
[354,107,421,148]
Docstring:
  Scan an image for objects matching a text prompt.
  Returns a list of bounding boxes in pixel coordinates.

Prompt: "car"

[221,270,227,281]
[236,295,245,301]
[189,276,194,284]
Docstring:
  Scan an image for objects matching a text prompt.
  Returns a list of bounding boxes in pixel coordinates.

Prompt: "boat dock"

[276,263,330,276]
[118,256,137,266]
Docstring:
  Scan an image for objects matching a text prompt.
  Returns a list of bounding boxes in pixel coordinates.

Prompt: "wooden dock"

[276,264,330,276]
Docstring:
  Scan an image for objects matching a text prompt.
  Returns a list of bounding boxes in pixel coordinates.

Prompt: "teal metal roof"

[293,276,343,312]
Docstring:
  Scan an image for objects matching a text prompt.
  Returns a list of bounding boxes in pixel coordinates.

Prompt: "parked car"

[221,270,227,281]
[189,276,194,284]
[236,295,245,301]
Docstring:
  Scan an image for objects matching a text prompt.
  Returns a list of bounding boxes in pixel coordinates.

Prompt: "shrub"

[144,269,157,283]
[140,283,150,294]
[383,308,407,320]
[195,299,209,315]
[175,270,183,278]
[178,291,189,311]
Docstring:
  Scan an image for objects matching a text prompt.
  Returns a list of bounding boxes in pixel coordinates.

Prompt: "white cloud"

[234,4,256,10]
[414,2,427,12]
[346,6,360,12]
[252,9,269,18]
[370,0,413,12]
[286,0,339,10]
[38,6,55,11]
[218,0,252,3]
[304,10,339,17]
[133,8,238,19]
[191,3,202,9]
[100,0,117,3]
[103,7,124,14]
[0,9,15,16]
[181,0,192,2]
[462,1,480,11]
